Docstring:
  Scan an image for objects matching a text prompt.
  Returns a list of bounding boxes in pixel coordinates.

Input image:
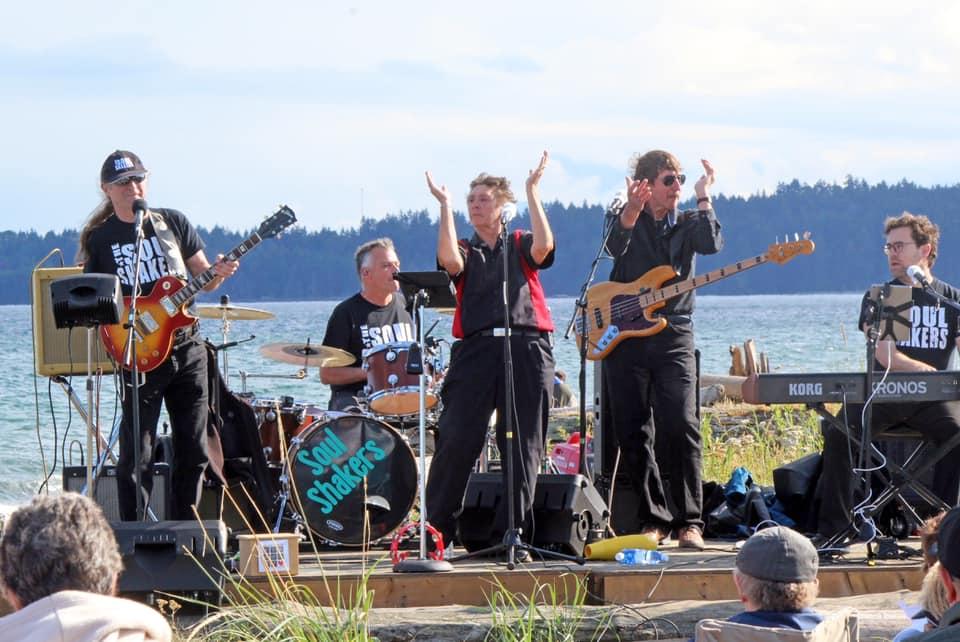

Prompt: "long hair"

[76,197,115,264]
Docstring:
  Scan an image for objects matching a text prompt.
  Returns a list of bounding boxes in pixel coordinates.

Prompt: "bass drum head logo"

[325,519,344,532]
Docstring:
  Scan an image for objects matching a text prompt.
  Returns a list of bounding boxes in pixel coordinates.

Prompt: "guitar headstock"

[258,205,297,239]
[766,233,815,265]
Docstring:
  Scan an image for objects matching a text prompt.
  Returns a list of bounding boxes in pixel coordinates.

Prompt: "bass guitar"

[577,236,815,360]
[101,205,297,372]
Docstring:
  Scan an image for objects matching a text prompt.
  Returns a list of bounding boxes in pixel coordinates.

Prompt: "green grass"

[701,402,823,486]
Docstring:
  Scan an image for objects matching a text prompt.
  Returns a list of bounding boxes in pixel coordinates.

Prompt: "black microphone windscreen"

[132,198,148,213]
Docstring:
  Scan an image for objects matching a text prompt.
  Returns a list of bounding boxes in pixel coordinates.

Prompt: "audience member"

[725,527,824,631]
[913,506,960,640]
[0,493,171,641]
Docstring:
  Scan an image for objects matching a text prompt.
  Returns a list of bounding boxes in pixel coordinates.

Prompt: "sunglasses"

[661,173,686,187]
[114,175,145,186]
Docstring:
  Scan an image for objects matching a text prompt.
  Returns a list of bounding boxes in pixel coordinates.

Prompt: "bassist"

[77,150,238,521]
[602,150,721,549]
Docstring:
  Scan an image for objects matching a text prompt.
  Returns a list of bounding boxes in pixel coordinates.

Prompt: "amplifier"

[63,464,170,522]
[112,520,227,600]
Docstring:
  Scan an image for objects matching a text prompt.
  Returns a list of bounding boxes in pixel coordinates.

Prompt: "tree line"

[3,177,959,306]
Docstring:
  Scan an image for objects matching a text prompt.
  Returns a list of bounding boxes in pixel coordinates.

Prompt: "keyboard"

[742,371,960,405]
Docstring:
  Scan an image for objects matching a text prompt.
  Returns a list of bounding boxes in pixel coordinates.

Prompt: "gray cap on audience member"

[937,506,960,579]
[736,526,818,583]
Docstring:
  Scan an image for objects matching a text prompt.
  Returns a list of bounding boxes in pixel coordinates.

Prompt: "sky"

[2,1,959,234]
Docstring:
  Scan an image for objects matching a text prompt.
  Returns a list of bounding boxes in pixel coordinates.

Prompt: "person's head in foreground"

[1,492,121,609]
[734,526,820,613]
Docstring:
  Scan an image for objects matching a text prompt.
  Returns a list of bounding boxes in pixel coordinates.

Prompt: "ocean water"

[0,293,864,512]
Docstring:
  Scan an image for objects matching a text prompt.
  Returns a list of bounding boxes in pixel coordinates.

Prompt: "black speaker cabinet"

[457,473,608,556]
[112,520,227,599]
[63,464,170,522]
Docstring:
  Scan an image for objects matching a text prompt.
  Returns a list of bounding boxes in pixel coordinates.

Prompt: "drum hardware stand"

[237,368,308,394]
[50,375,119,467]
[393,271,456,572]
[49,273,123,500]
[450,215,582,569]
[821,284,914,552]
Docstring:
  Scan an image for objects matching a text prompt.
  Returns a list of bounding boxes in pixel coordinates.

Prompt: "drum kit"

[196,300,447,548]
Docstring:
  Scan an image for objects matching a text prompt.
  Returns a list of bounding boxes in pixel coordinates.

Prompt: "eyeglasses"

[883,241,916,255]
[114,175,145,186]
[661,173,686,187]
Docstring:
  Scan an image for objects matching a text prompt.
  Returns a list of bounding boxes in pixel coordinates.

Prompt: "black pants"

[817,400,960,537]
[602,324,703,530]
[118,337,209,521]
[425,333,554,545]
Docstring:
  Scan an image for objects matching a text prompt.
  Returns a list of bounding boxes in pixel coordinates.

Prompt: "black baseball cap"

[100,150,148,184]
[938,507,960,579]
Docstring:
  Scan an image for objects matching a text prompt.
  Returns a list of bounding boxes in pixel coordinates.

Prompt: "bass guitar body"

[583,265,677,359]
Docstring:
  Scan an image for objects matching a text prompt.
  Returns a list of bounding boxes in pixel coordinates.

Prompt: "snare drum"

[288,413,417,545]
[363,342,437,417]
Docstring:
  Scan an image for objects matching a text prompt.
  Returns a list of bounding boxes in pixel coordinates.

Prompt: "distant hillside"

[3,177,959,305]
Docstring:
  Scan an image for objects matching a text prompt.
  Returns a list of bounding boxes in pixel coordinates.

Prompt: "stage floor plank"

[232,538,924,608]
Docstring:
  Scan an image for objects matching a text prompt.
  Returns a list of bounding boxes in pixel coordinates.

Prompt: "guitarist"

[602,150,721,550]
[77,150,239,521]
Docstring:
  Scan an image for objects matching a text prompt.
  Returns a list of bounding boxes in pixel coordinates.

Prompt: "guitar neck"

[169,232,264,307]
[640,254,768,306]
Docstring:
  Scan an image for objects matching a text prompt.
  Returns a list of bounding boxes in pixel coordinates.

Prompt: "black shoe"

[810,533,851,553]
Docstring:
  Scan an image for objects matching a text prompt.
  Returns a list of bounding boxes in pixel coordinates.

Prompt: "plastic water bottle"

[614,548,670,565]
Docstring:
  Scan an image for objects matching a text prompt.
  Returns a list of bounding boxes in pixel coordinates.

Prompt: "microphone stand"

[821,284,906,550]
[563,210,619,480]
[123,210,148,521]
[451,215,581,568]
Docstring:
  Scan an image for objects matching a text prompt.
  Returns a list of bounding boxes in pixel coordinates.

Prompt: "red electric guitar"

[100,205,296,372]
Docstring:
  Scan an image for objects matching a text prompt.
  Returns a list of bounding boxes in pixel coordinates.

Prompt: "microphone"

[132,198,148,236]
[500,202,517,223]
[605,189,628,218]
[907,265,931,288]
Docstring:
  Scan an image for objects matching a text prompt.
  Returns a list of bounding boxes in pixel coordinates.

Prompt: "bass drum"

[288,413,418,546]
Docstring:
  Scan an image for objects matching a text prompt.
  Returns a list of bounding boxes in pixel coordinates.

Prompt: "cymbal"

[195,304,275,321]
[436,307,456,315]
[259,342,355,368]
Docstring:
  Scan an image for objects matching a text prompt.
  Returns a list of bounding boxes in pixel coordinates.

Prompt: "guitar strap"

[148,210,189,280]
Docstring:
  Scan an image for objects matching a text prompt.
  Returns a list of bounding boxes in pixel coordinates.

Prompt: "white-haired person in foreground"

[0,492,171,642]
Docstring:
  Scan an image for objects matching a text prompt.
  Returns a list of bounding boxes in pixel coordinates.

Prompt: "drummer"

[321,238,415,411]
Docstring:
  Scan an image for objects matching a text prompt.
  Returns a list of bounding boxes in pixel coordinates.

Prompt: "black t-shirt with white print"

[82,208,204,296]
[322,292,415,396]
[859,278,960,371]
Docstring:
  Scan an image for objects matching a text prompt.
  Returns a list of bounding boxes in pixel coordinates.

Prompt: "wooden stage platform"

[235,537,925,608]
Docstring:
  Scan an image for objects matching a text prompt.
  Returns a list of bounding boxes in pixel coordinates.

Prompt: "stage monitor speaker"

[63,464,170,522]
[112,520,227,601]
[457,473,608,556]
[32,266,115,376]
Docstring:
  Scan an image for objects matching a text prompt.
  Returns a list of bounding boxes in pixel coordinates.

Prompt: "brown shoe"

[639,525,670,545]
[677,525,705,550]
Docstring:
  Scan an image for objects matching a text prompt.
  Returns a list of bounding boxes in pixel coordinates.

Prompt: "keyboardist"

[816,212,960,543]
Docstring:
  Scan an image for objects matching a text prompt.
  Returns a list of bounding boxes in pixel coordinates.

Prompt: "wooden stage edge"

[231,538,925,609]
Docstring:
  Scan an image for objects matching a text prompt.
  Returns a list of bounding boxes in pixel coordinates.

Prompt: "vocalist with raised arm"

[423,151,555,560]
[816,212,960,543]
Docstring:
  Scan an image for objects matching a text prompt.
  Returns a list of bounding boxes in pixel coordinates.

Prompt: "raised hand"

[526,150,549,191]
[694,159,716,198]
[624,175,652,211]
[425,171,452,206]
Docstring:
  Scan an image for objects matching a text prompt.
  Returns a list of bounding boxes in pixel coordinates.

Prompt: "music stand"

[50,274,122,499]
[393,271,454,572]
[821,283,913,551]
